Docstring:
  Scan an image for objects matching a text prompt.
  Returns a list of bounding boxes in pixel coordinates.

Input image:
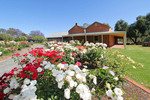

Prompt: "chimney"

[75,23,78,26]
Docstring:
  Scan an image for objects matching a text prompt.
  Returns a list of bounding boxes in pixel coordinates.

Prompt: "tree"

[33,36,46,43]
[103,23,111,28]
[0,33,14,41]
[127,23,140,44]
[0,28,6,33]
[136,16,147,39]
[29,30,45,38]
[7,28,24,38]
[114,19,128,31]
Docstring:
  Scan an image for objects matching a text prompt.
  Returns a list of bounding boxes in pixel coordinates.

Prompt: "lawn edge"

[125,77,150,93]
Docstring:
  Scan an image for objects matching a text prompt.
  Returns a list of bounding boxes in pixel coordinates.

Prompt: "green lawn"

[113,45,150,89]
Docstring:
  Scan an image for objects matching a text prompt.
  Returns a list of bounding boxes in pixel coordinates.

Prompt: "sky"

[0,0,150,37]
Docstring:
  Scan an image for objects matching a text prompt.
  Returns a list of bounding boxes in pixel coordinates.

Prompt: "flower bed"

[0,40,142,100]
[0,41,30,56]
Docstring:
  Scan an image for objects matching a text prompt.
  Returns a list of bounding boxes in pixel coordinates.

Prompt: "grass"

[112,45,150,89]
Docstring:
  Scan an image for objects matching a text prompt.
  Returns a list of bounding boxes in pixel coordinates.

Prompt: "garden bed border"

[125,77,150,93]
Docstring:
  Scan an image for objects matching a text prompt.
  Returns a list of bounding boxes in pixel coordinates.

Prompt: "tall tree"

[7,28,24,38]
[29,30,44,37]
[136,16,147,38]
[114,19,128,31]
[127,23,140,44]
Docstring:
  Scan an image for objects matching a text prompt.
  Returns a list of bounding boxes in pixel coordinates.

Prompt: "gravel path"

[0,44,46,76]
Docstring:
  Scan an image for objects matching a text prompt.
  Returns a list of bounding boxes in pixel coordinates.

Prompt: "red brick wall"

[103,35,109,46]
[87,36,93,42]
[109,35,114,47]
[69,26,84,34]
[86,22,110,33]
[99,35,102,42]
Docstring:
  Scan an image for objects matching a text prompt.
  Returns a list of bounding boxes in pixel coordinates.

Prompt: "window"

[94,36,99,42]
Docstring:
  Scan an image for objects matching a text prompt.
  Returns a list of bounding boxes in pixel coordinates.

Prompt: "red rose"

[20,73,26,78]
[0,92,5,99]
[23,53,28,56]
[32,72,38,80]
[75,61,82,66]
[30,66,36,72]
[27,75,30,79]
[62,62,67,64]
[14,53,20,56]
[21,59,26,63]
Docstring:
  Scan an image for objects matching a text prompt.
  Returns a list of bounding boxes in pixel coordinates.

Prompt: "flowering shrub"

[0,41,30,56]
[0,40,143,100]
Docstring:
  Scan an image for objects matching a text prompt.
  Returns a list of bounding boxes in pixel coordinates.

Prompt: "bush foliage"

[33,36,46,43]
[0,33,14,41]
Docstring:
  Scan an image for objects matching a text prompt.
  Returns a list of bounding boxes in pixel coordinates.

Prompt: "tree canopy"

[114,19,128,31]
[115,12,150,44]
[29,30,45,38]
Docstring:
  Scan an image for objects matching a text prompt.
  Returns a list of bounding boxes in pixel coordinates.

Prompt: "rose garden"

[0,40,145,100]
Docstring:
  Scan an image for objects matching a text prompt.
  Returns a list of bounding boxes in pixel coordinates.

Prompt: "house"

[47,22,126,48]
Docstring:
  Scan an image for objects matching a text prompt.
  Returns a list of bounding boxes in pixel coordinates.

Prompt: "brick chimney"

[75,23,78,26]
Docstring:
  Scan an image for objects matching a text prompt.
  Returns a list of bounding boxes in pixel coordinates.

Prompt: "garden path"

[0,44,46,76]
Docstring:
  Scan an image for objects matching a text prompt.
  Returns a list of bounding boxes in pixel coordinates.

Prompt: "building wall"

[87,36,93,42]
[109,35,115,47]
[103,35,109,46]
[86,22,110,33]
[68,23,85,34]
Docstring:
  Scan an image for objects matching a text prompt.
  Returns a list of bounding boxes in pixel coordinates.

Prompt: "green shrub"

[0,33,14,41]
[0,48,12,56]
[15,36,28,41]
[81,48,104,68]
[33,36,46,43]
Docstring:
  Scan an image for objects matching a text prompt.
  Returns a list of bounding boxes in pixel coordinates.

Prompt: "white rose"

[103,66,109,69]
[106,89,113,97]
[114,77,119,81]
[64,88,70,99]
[37,67,43,72]
[0,52,2,55]
[45,49,50,52]
[66,70,75,76]
[65,75,72,82]
[91,88,95,93]
[49,64,55,70]
[93,77,97,85]
[30,80,37,86]
[58,81,64,89]
[4,87,11,94]
[114,88,123,96]
[29,85,37,92]
[24,78,30,85]
[106,83,111,90]
[44,62,51,69]
[57,63,65,69]
[8,94,16,99]
[109,70,115,76]
[56,74,65,82]
[10,78,19,89]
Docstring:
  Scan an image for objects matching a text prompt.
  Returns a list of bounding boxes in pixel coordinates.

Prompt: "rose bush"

[0,40,143,100]
[0,41,30,56]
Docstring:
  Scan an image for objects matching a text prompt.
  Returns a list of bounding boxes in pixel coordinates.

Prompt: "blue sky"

[0,0,150,37]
